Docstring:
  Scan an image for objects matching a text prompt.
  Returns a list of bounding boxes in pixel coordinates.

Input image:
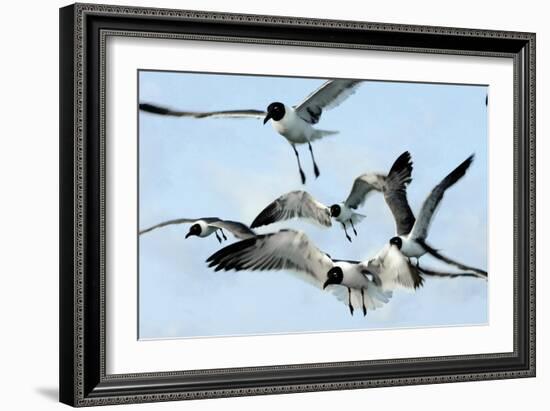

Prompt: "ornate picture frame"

[59,3,535,407]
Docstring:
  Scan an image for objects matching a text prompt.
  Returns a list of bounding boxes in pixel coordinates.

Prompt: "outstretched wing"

[417,264,487,280]
[140,103,266,119]
[344,173,386,209]
[383,151,416,236]
[410,155,474,241]
[206,229,333,288]
[250,191,331,228]
[294,79,362,124]
[417,239,488,278]
[139,217,202,235]
[209,220,256,239]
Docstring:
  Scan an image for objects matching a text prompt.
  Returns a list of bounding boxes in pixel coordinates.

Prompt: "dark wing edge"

[294,79,362,124]
[343,175,381,209]
[418,240,488,278]
[206,233,306,274]
[250,199,282,229]
[139,102,265,119]
[383,151,416,236]
[139,218,198,235]
[417,263,487,280]
[412,154,474,240]
[408,264,425,289]
[251,192,330,228]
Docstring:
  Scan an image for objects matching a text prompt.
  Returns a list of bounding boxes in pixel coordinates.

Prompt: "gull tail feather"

[311,129,339,141]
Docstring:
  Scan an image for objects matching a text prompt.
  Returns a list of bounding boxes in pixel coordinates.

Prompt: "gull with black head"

[324,239,487,315]
[140,78,362,184]
[379,153,487,276]
[139,217,255,243]
[206,229,391,316]
[250,151,414,242]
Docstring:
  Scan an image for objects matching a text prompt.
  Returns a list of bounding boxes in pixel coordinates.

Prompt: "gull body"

[269,104,320,144]
[396,238,427,258]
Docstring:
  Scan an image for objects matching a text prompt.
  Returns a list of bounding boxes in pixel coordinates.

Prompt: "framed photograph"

[59,3,535,407]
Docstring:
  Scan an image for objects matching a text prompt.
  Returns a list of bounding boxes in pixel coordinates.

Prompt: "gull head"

[329,204,341,218]
[389,236,403,249]
[264,102,285,124]
[185,223,202,239]
[323,266,344,289]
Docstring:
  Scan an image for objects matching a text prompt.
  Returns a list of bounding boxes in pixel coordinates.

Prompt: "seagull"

[380,154,487,276]
[139,217,255,243]
[140,79,362,184]
[206,229,391,316]
[250,151,414,242]
[323,242,487,314]
[207,229,484,316]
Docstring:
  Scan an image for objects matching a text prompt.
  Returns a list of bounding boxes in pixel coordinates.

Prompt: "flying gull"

[206,229,392,316]
[379,154,487,276]
[139,217,255,243]
[206,229,483,316]
[250,151,413,242]
[324,240,487,314]
[140,79,362,184]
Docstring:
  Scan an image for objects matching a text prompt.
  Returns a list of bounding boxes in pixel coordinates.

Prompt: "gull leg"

[307,142,320,178]
[291,144,306,185]
[219,229,227,241]
[349,219,358,236]
[215,231,222,243]
[341,222,352,242]
[361,288,367,316]
[348,288,354,316]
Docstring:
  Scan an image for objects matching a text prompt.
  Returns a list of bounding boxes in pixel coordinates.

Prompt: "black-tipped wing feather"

[410,155,474,240]
[294,79,362,124]
[383,151,416,236]
[343,173,386,209]
[251,191,331,228]
[140,102,266,119]
[207,230,333,288]
[417,263,487,280]
[417,239,488,277]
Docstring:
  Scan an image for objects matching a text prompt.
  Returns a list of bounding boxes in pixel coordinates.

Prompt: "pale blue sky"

[138,70,488,339]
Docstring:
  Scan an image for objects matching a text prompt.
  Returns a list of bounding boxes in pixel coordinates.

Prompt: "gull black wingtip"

[250,202,277,229]
[388,150,413,176]
[206,236,260,270]
[139,102,172,115]
[455,153,475,175]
